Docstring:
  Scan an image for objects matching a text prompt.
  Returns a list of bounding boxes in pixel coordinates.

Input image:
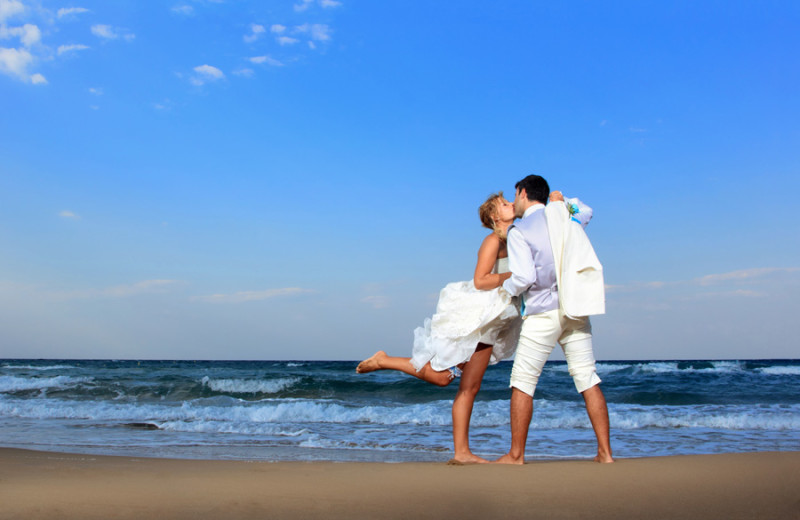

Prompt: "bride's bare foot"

[356,351,386,373]
[447,453,489,465]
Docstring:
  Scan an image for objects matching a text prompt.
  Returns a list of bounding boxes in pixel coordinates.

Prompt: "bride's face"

[494,198,515,223]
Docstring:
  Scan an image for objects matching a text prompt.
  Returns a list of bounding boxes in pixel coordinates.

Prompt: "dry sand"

[1,448,798,519]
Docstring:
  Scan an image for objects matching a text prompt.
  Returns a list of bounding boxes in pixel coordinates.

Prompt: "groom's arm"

[502,227,536,297]
[565,197,593,229]
[550,191,593,229]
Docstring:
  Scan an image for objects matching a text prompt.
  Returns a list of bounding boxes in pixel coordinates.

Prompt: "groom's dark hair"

[515,175,550,204]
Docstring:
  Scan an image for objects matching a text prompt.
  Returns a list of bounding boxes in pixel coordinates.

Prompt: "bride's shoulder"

[477,232,504,257]
[480,232,502,247]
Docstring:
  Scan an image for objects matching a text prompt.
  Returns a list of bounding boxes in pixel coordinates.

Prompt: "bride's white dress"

[410,257,522,372]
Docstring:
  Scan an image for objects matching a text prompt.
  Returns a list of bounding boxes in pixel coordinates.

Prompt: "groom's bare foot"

[356,351,386,373]
[494,453,524,465]
[594,453,614,463]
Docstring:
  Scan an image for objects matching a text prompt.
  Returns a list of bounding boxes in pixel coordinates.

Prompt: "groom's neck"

[521,199,544,213]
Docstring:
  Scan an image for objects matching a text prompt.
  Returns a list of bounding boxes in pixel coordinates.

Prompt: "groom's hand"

[549,191,564,202]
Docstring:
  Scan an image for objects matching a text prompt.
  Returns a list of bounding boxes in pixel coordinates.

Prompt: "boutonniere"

[567,202,579,216]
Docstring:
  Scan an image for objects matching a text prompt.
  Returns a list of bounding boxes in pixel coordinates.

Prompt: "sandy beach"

[1,448,798,520]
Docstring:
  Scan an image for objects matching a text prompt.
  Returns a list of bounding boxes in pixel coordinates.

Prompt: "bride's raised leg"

[450,343,493,464]
[356,351,453,387]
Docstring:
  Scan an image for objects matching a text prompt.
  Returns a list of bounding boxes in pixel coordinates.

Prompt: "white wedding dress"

[410,257,522,373]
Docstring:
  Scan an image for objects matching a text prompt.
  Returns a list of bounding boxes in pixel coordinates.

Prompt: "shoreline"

[2,448,798,519]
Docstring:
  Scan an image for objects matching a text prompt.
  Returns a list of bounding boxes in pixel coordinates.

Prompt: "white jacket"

[545,200,606,318]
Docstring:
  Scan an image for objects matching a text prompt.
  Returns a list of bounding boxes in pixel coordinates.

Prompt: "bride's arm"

[473,234,511,290]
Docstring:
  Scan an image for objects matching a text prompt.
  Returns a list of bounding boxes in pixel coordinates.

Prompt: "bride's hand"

[549,191,564,202]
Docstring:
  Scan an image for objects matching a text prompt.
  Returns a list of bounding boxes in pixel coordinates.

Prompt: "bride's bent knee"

[432,373,454,387]
[422,367,453,387]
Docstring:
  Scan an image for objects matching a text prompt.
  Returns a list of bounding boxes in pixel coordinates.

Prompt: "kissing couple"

[357,174,614,464]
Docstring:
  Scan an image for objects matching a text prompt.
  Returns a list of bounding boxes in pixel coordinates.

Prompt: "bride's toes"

[356,351,385,373]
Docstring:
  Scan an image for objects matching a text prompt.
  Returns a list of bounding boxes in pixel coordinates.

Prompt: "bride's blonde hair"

[478,192,508,241]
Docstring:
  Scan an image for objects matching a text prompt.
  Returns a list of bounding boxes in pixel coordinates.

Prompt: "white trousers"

[510,309,601,396]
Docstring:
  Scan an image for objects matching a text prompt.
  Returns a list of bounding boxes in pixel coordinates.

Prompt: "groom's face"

[513,188,526,218]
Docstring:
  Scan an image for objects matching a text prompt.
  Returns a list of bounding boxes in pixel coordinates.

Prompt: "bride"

[356,192,522,464]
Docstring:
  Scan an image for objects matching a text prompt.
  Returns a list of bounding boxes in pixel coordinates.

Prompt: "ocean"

[1,359,798,462]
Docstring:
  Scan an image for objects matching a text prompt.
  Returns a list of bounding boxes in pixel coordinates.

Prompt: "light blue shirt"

[502,204,559,316]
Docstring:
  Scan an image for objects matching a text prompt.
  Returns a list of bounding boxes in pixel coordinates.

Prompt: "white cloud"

[232,67,254,77]
[195,288,313,304]
[277,36,298,46]
[675,289,769,301]
[57,7,90,19]
[57,43,89,55]
[294,0,342,12]
[361,295,389,309]
[19,23,39,46]
[1,23,41,47]
[0,279,183,304]
[293,0,314,12]
[194,64,223,78]
[295,23,331,42]
[270,22,332,47]
[360,283,391,309]
[249,55,283,67]
[607,267,800,294]
[243,23,265,43]
[47,280,185,301]
[59,210,80,219]
[0,0,25,23]
[153,98,173,110]
[191,64,224,85]
[103,280,181,298]
[171,5,194,16]
[91,24,115,38]
[91,24,135,41]
[694,267,800,286]
[88,86,102,95]
[0,46,42,83]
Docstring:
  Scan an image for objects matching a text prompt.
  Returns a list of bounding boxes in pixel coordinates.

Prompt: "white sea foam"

[1,364,77,371]
[157,420,310,437]
[636,362,681,374]
[634,361,747,374]
[200,376,300,394]
[545,363,631,374]
[2,397,798,433]
[756,366,800,376]
[0,375,93,393]
[608,404,800,431]
[706,361,746,372]
[595,363,634,374]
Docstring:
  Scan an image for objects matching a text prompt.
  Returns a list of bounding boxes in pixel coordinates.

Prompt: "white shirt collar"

[522,203,545,218]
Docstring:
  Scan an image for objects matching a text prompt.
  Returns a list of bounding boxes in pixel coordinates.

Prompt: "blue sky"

[1,0,798,360]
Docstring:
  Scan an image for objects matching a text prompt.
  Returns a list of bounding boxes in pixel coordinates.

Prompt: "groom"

[496,174,613,464]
